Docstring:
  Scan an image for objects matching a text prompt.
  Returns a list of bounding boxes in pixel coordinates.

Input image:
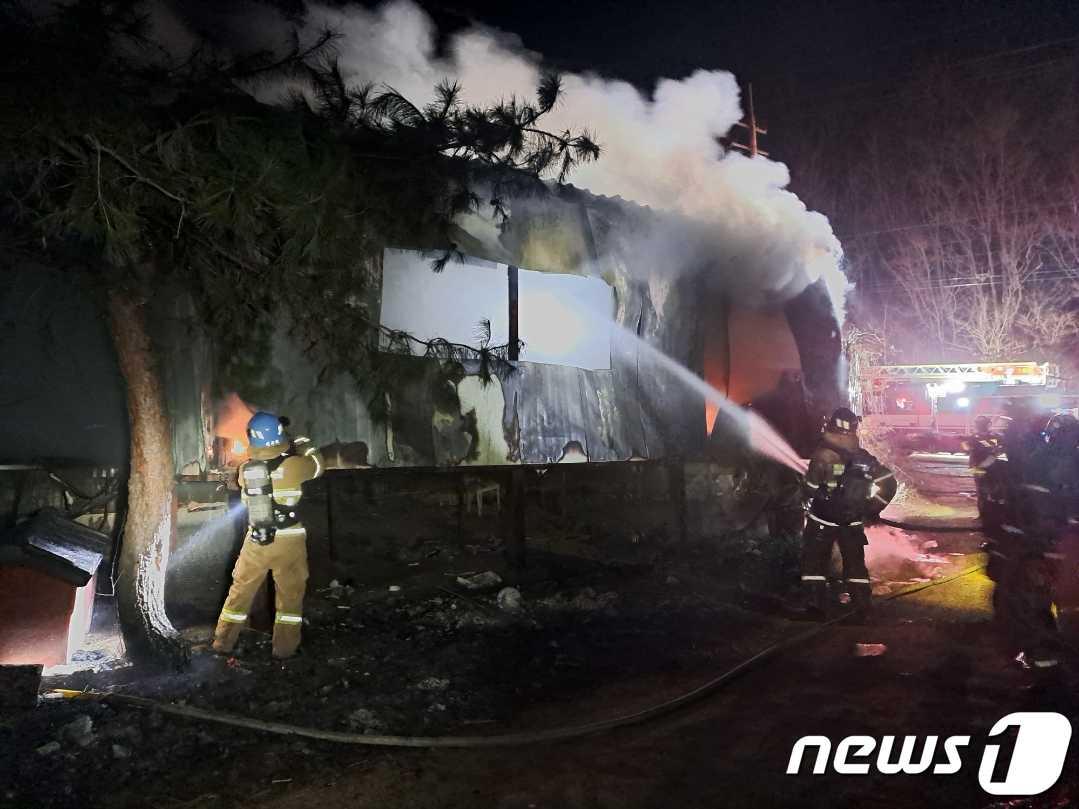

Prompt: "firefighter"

[213,411,324,659]
[1000,398,1046,482]
[964,415,1002,518]
[1045,414,1079,633]
[800,407,897,618]
[991,413,1079,671]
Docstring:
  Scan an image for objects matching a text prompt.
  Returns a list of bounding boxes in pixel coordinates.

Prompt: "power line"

[855,269,1079,294]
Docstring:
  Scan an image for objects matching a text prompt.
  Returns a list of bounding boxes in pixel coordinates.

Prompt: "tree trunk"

[107,286,189,669]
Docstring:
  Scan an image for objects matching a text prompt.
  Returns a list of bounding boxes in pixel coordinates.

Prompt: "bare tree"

[843,324,886,413]
[857,94,1079,361]
[790,64,1079,366]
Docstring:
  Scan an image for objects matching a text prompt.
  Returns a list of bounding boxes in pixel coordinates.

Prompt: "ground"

[4,452,1079,809]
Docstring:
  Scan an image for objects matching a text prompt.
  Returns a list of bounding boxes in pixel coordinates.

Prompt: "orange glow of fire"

[215,392,254,460]
[701,317,729,435]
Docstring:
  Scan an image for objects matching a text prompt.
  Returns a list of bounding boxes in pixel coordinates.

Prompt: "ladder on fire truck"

[866,362,1059,386]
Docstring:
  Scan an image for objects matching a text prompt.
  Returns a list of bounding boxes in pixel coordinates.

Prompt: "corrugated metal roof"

[1,508,108,586]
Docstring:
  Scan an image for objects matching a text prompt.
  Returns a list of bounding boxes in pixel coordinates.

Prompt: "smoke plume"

[299,1,847,315]
[159,0,848,315]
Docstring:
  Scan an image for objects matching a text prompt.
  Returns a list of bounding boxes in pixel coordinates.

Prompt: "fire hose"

[50,561,987,749]
[876,516,981,534]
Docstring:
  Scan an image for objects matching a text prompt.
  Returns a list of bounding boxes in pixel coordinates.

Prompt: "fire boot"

[800,522,834,620]
[839,530,872,618]
[849,579,872,611]
[212,613,246,654]
[798,577,828,620]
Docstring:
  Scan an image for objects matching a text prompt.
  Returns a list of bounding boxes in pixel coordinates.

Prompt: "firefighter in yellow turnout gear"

[213,411,324,658]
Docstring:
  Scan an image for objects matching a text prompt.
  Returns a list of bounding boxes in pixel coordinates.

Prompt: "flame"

[215,392,255,463]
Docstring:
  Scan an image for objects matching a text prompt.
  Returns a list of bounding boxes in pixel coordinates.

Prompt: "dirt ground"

[5,453,1079,809]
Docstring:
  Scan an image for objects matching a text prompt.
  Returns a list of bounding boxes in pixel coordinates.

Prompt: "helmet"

[247,411,287,449]
[826,407,861,435]
[1043,413,1079,450]
[974,415,992,433]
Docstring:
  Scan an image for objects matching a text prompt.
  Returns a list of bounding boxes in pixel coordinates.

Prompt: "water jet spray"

[612,325,808,475]
[170,501,246,571]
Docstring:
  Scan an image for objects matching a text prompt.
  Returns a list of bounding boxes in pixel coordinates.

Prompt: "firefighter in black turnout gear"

[987,409,1078,671]
[801,408,897,618]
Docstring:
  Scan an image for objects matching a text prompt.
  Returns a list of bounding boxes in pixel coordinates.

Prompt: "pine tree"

[0,0,599,667]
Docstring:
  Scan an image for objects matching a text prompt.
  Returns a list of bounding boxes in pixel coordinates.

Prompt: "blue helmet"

[247,411,286,448]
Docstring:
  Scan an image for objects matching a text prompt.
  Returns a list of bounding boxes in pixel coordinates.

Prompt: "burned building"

[154,184,844,474]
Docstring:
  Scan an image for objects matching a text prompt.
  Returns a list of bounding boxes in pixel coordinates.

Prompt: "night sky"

[409,0,1079,158]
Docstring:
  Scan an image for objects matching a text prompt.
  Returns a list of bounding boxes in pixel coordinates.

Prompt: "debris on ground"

[496,587,524,612]
[59,714,95,747]
[455,571,503,591]
[416,677,450,691]
[347,708,388,733]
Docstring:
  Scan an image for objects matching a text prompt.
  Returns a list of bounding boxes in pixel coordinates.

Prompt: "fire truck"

[860,362,1077,453]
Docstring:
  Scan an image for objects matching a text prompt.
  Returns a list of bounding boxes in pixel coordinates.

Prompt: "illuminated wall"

[380,249,614,371]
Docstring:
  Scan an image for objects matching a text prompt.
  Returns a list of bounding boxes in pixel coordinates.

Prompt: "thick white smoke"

[150,0,847,316]
[298,1,848,316]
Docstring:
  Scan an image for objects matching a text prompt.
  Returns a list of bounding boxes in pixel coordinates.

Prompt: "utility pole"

[730,83,768,158]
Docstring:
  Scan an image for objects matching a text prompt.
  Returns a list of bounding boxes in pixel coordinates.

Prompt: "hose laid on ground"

[50,562,988,748]
[876,516,982,534]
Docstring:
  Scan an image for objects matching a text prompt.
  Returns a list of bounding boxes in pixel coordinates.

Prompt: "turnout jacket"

[241,437,325,536]
[803,429,861,501]
[803,430,895,527]
[963,431,1002,475]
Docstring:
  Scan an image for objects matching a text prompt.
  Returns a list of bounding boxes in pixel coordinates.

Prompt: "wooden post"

[731,83,769,158]
[508,265,519,361]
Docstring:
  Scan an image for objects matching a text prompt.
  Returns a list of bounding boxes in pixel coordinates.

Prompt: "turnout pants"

[801,519,871,611]
[213,527,309,658]
[989,539,1060,668]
